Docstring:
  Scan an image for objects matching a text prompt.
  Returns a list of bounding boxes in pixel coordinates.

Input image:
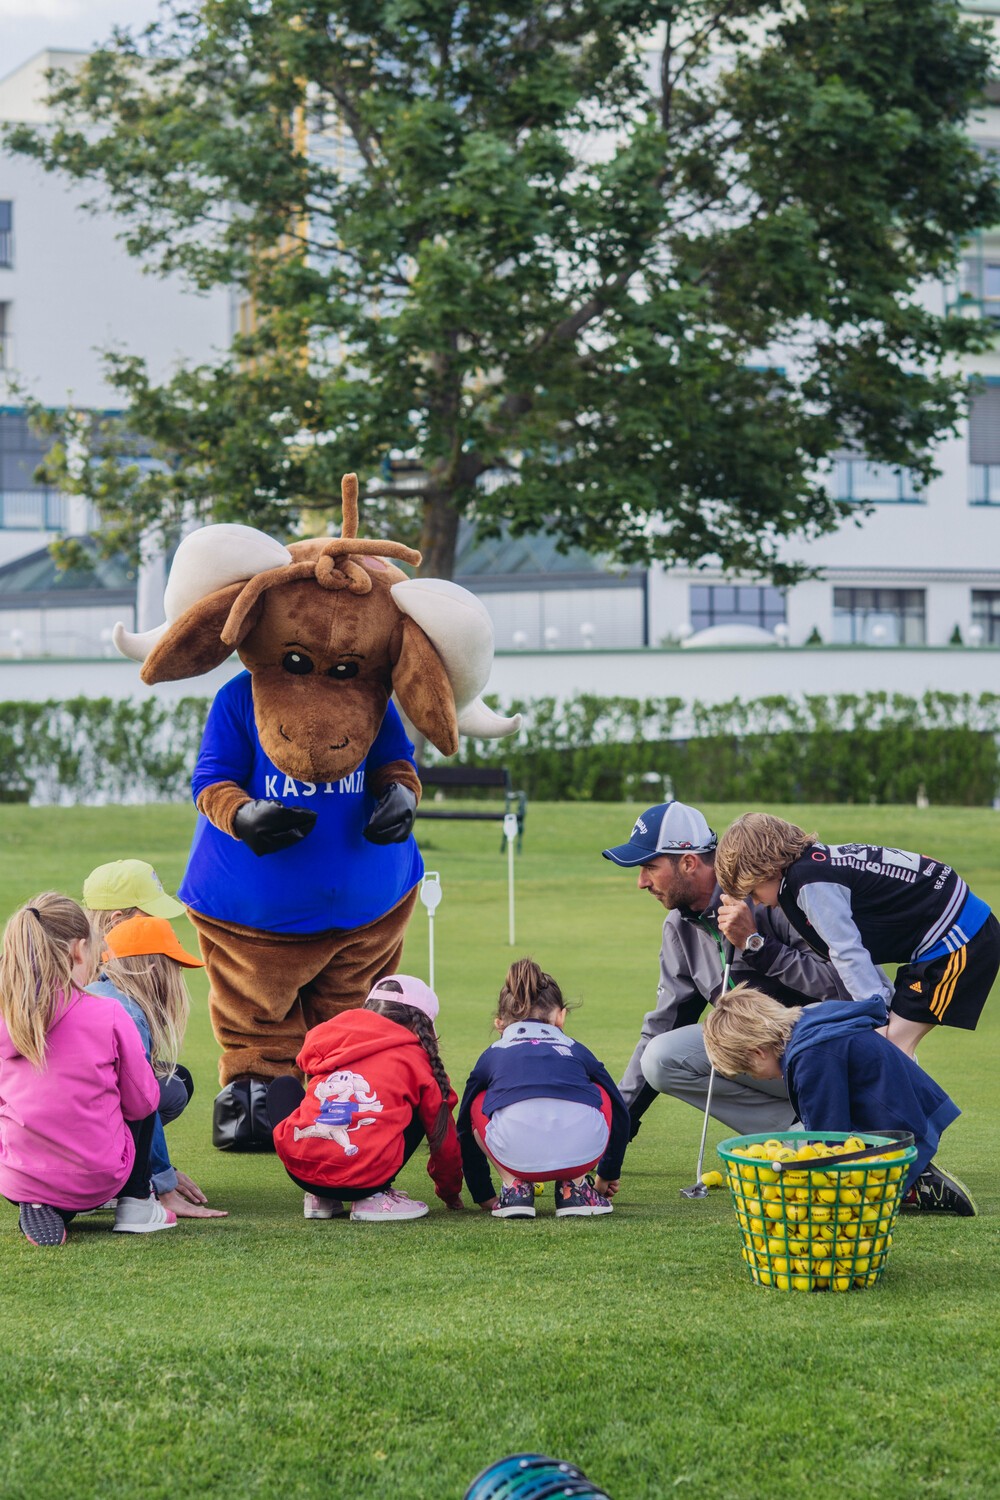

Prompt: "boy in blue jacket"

[702,985,974,1214]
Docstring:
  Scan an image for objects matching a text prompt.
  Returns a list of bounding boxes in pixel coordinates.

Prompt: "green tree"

[8,0,999,579]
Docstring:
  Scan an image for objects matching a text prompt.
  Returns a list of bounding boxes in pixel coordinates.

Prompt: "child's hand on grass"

[444,1195,465,1211]
[478,1196,499,1211]
[158,1188,228,1218]
[593,1177,619,1198]
[160,1170,228,1217]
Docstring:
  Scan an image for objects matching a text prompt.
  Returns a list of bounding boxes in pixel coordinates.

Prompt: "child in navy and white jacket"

[457,958,630,1219]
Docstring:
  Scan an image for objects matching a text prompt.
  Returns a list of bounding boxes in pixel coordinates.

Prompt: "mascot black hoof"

[212,1079,275,1152]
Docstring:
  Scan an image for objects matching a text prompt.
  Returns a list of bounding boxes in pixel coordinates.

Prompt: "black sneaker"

[492,1180,536,1219]
[19,1202,68,1246]
[905,1163,977,1217]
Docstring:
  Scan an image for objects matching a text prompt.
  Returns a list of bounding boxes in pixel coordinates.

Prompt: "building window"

[0,202,11,269]
[972,590,1000,645]
[955,253,1000,320]
[0,409,67,531]
[833,454,922,503]
[968,385,1000,504]
[832,588,926,646]
[689,584,786,633]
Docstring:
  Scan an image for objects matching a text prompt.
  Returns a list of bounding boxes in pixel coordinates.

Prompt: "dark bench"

[416,765,527,851]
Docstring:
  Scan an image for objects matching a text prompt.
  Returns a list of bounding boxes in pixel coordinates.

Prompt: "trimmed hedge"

[450,692,1000,807]
[0,697,211,805]
[1,691,997,806]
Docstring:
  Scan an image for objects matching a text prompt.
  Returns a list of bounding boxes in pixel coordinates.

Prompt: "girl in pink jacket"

[0,892,177,1245]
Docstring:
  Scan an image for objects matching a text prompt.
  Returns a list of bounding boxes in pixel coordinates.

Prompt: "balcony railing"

[834,456,923,504]
[968,464,1000,506]
[0,490,71,530]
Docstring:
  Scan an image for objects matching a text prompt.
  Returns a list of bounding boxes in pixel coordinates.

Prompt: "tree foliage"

[8,0,1000,578]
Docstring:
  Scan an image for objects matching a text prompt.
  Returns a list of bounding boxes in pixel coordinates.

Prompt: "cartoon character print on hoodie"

[273,1008,463,1200]
[292,1070,384,1155]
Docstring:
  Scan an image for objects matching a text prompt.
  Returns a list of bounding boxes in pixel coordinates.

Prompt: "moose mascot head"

[116,475,518,1149]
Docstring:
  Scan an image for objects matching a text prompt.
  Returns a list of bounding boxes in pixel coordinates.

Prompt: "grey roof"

[453,520,635,580]
[0,537,136,603]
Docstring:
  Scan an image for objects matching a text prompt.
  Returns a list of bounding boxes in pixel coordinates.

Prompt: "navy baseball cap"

[602,801,718,867]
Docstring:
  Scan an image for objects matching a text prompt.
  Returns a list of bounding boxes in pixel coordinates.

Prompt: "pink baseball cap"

[366,973,439,1026]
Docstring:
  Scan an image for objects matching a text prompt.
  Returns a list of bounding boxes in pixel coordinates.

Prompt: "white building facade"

[0,50,234,654]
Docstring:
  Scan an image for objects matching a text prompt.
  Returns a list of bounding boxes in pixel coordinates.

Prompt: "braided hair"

[364,984,452,1150]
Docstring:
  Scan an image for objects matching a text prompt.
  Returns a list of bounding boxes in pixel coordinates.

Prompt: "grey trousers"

[640,1025,798,1135]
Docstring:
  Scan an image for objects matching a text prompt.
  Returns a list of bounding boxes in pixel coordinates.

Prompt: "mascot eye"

[282,652,314,675]
[327,662,360,680]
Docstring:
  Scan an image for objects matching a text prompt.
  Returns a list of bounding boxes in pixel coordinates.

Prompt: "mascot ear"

[140,584,262,684]
[390,618,459,756]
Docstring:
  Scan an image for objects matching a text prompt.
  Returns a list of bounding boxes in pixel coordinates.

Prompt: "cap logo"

[633,817,648,835]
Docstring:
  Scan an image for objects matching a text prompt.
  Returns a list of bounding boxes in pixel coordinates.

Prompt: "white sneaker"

[112,1196,177,1234]
[350,1187,428,1222]
[303,1192,343,1219]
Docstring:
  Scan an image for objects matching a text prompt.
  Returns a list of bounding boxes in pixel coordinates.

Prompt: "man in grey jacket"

[602,801,853,1140]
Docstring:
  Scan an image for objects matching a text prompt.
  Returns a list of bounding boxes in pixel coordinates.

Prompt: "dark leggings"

[266,1076,426,1203]
[158,1063,194,1126]
[7,1112,157,1225]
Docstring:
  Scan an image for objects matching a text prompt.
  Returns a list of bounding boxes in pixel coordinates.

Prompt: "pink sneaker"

[350,1188,429,1222]
[112,1196,178,1234]
[304,1192,344,1220]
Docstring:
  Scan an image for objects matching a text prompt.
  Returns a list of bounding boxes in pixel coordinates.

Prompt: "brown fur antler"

[219,473,422,640]
[341,472,359,539]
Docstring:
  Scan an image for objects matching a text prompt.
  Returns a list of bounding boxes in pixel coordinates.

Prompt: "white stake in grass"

[420,871,443,991]
[503,811,519,945]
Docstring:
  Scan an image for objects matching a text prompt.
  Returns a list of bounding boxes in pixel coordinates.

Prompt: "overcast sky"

[0,0,164,79]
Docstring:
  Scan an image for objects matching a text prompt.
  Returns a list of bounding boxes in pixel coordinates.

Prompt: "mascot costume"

[114,474,519,1148]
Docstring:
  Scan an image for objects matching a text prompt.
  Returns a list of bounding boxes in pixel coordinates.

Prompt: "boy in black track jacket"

[716,813,1000,1060]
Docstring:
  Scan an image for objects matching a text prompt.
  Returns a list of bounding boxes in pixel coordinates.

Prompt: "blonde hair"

[99,950,190,1076]
[496,957,568,1028]
[715,813,818,899]
[87,905,143,939]
[702,984,802,1077]
[0,893,95,1068]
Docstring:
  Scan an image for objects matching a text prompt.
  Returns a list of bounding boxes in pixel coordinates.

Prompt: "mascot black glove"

[233,799,318,856]
[363,782,417,845]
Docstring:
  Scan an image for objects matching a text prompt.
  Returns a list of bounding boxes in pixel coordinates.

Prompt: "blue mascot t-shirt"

[178,672,424,934]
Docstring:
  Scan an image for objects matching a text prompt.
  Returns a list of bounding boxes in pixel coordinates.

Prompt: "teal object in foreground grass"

[465,1453,612,1498]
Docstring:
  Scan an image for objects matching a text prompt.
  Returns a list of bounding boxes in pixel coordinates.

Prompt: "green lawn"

[0,801,997,1500]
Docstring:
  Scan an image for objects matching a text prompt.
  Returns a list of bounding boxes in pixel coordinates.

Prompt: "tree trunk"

[416,490,461,580]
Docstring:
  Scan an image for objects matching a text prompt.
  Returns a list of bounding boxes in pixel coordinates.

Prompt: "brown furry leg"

[188,910,345,1085]
[300,885,420,1029]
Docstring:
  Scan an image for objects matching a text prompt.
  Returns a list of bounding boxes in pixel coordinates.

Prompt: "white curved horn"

[391,576,518,738]
[112,621,168,663]
[457,698,522,738]
[163,524,292,620]
[114,524,293,665]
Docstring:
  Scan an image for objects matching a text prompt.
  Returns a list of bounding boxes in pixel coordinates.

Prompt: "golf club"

[679,938,735,1199]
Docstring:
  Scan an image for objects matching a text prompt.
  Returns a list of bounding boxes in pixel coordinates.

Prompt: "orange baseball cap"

[103,914,204,969]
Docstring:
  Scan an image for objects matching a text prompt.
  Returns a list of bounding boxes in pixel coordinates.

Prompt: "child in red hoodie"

[268,975,464,1222]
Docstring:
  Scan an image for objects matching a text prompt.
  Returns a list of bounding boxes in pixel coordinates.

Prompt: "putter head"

[679,1182,710,1199]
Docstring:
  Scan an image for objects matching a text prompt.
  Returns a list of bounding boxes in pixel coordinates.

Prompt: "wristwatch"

[743,932,765,954]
